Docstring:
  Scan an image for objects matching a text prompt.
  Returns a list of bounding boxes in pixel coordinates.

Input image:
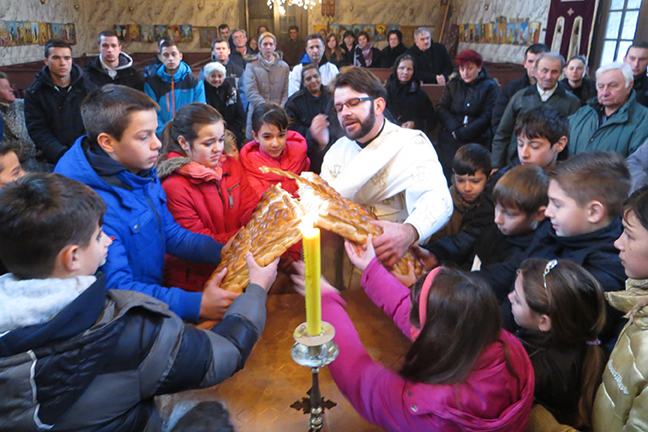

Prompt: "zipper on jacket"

[144,193,164,243]
[227,183,240,209]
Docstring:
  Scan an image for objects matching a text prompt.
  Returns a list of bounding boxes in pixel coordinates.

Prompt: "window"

[600,0,643,63]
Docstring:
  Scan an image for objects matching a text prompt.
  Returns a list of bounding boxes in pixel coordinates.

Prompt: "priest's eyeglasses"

[334,97,374,113]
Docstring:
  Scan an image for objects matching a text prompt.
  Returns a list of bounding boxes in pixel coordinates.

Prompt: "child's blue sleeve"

[101,226,204,322]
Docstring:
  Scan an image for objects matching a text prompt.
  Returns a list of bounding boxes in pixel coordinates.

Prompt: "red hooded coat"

[159,152,257,291]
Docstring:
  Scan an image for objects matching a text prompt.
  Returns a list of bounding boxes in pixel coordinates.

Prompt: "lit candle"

[300,217,322,336]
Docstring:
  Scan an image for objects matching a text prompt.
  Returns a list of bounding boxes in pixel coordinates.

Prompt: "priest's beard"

[343,104,376,141]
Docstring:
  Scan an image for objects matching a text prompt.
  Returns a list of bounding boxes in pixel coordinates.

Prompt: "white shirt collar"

[537,84,557,102]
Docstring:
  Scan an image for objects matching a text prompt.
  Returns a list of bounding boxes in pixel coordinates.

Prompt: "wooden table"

[166,290,411,431]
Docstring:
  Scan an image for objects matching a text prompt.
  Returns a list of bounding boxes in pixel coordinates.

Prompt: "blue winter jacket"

[144,61,206,135]
[54,137,223,322]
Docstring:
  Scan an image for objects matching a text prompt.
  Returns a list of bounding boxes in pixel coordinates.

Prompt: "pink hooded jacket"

[322,258,535,432]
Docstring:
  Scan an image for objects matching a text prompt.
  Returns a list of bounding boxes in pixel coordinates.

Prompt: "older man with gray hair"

[491,52,580,169]
[404,27,453,84]
[569,61,648,157]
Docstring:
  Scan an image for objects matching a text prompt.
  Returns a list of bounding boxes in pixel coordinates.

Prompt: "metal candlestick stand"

[290,322,339,431]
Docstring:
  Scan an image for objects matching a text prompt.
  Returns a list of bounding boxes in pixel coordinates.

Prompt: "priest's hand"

[310,114,330,149]
[370,221,419,267]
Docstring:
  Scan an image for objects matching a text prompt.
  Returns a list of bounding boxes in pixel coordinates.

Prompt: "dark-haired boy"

[55,84,231,323]
[144,40,206,135]
[421,163,547,270]
[425,144,493,246]
[24,39,97,164]
[0,173,277,431]
[514,105,568,173]
[479,151,629,343]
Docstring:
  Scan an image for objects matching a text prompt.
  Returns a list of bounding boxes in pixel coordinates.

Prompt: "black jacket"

[353,45,382,68]
[204,79,246,145]
[405,43,454,84]
[24,64,97,164]
[560,76,597,107]
[478,218,626,344]
[341,43,365,67]
[385,74,437,134]
[380,43,407,69]
[84,53,144,91]
[423,192,494,267]
[473,223,538,269]
[0,275,267,431]
[492,74,532,132]
[284,88,337,174]
[633,73,648,108]
[506,327,587,424]
[436,68,498,145]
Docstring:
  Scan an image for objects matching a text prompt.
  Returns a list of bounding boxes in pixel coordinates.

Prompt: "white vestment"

[321,120,452,242]
[288,62,339,97]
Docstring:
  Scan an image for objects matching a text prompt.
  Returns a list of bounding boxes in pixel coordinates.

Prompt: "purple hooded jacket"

[322,258,535,432]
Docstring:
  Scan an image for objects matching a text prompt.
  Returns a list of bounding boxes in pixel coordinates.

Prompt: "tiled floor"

[166,290,410,431]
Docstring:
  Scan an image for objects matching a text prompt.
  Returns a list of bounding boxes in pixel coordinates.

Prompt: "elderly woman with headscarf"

[384,54,437,136]
[203,61,246,146]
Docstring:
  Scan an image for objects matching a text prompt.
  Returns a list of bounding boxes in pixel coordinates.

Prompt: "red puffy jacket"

[159,152,257,291]
[239,130,310,201]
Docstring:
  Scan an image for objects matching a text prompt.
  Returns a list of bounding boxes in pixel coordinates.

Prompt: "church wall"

[452,0,551,63]
[0,0,241,66]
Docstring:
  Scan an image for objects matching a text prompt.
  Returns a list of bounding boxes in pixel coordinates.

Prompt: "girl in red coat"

[240,102,310,201]
[158,103,257,292]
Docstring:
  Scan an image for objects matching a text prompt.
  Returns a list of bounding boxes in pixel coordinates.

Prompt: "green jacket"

[593,279,648,432]
[569,91,648,157]
[491,84,580,168]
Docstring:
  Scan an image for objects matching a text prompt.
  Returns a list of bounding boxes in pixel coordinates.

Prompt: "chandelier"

[267,0,321,15]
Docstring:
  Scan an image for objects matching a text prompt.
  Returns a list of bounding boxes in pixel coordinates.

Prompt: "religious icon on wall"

[31,22,39,44]
[330,24,339,38]
[38,22,49,44]
[0,22,8,47]
[16,22,25,45]
[126,25,141,42]
[375,24,387,41]
[154,25,168,41]
[351,24,361,35]
[498,21,507,44]
[196,26,217,48]
[114,25,126,41]
[180,25,193,42]
[474,24,480,43]
[459,24,465,42]
[529,22,541,44]
[167,25,180,43]
[141,25,155,43]
[23,22,33,44]
[63,23,76,44]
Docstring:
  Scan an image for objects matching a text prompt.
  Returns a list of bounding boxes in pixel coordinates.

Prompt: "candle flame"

[299,215,317,236]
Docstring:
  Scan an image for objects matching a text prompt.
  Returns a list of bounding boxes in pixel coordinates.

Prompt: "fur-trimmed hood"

[157,154,192,181]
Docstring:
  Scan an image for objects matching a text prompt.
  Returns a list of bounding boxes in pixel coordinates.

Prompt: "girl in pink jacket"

[293,238,535,432]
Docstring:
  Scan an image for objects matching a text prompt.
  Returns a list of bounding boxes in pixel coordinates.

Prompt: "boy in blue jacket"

[144,40,206,135]
[0,173,277,431]
[55,84,231,323]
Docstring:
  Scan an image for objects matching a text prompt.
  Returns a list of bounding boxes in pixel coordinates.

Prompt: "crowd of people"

[0,21,648,432]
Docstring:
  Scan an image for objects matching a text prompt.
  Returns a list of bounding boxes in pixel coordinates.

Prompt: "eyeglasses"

[542,259,558,304]
[333,97,374,113]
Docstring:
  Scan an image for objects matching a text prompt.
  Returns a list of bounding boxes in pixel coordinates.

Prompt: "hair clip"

[542,259,558,305]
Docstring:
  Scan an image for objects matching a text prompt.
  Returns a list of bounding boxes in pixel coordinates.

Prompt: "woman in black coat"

[436,49,498,181]
[380,30,407,69]
[284,64,337,173]
[203,62,247,146]
[340,30,364,67]
[354,31,381,68]
[384,54,437,136]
